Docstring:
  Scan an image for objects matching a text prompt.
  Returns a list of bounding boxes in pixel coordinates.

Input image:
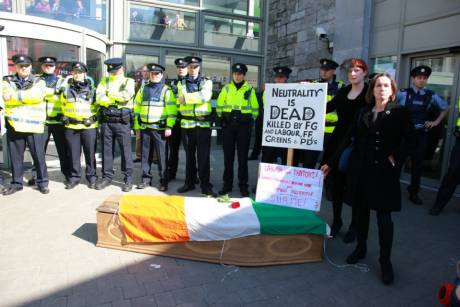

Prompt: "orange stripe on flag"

[118,195,190,243]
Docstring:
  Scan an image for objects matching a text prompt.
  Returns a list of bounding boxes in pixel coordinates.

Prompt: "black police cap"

[319,58,339,70]
[174,58,187,67]
[184,56,202,65]
[410,65,432,78]
[273,66,292,78]
[104,57,123,72]
[12,54,33,65]
[38,56,57,65]
[71,62,88,72]
[147,63,165,72]
[231,63,248,74]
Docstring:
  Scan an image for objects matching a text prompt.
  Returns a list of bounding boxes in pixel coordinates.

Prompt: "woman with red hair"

[320,58,369,241]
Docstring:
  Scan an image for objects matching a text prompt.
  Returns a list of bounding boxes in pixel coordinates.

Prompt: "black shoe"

[202,187,217,197]
[137,182,148,189]
[240,188,250,197]
[380,259,394,285]
[122,182,133,192]
[3,186,23,195]
[219,186,232,196]
[38,186,50,194]
[248,154,259,160]
[429,205,442,216]
[346,246,367,264]
[330,220,343,238]
[0,184,6,193]
[177,184,195,193]
[133,158,141,163]
[88,182,96,189]
[65,181,79,190]
[95,179,111,190]
[409,193,423,205]
[27,178,36,186]
[158,184,168,192]
[343,227,356,244]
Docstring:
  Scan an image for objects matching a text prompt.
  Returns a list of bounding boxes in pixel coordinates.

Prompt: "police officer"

[134,64,176,191]
[0,91,5,193]
[2,54,48,195]
[261,66,292,165]
[176,56,216,196]
[397,65,449,205]
[167,58,187,180]
[248,89,264,160]
[429,97,460,216]
[95,58,135,192]
[217,63,258,197]
[61,62,98,189]
[133,65,150,163]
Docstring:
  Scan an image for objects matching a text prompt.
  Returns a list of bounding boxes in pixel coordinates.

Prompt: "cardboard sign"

[262,82,327,151]
[255,163,324,211]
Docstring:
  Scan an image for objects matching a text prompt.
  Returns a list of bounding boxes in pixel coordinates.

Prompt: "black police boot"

[95,179,111,190]
[201,186,217,197]
[343,225,356,244]
[240,187,250,197]
[330,219,343,238]
[219,186,232,196]
[0,184,6,194]
[38,186,50,194]
[429,203,444,216]
[137,182,148,189]
[177,184,195,193]
[378,222,394,285]
[158,184,168,192]
[27,178,36,186]
[122,182,133,192]
[88,181,96,189]
[3,186,23,196]
[65,181,79,190]
[407,186,423,205]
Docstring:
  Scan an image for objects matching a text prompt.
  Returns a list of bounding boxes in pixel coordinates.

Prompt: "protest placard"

[262,82,327,151]
[255,163,324,211]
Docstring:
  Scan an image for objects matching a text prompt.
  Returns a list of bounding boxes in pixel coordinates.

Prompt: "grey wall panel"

[373,0,402,28]
[371,27,399,56]
[405,0,460,21]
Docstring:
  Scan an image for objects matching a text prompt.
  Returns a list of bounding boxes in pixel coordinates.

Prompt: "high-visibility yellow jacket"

[133,82,177,130]
[177,76,213,128]
[38,73,64,125]
[321,79,345,134]
[96,74,135,109]
[2,74,47,133]
[216,81,259,120]
[61,77,98,130]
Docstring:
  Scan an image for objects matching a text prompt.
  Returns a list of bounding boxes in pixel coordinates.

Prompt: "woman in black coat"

[337,73,416,285]
[321,58,369,241]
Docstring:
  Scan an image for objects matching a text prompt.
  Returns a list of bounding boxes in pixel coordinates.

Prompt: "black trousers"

[6,123,48,188]
[100,122,133,183]
[222,122,251,189]
[408,130,428,194]
[250,110,263,157]
[141,129,168,185]
[434,138,460,209]
[261,146,287,165]
[64,127,97,184]
[167,120,182,177]
[182,127,212,188]
[293,133,332,168]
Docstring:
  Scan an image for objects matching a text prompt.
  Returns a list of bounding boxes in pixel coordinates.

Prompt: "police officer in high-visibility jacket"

[95,58,135,192]
[134,64,176,191]
[2,54,48,195]
[176,56,216,197]
[60,62,98,189]
[216,63,258,197]
[0,86,5,193]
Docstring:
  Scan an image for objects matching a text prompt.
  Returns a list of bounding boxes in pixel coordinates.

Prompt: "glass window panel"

[371,56,397,78]
[203,0,260,17]
[129,4,196,45]
[0,0,12,12]
[157,0,198,6]
[125,54,159,84]
[6,37,79,76]
[245,64,259,89]
[204,16,259,52]
[201,55,231,101]
[25,0,107,34]
[86,48,104,85]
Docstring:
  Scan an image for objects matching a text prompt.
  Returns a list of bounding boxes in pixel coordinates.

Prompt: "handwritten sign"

[262,82,327,151]
[255,163,324,211]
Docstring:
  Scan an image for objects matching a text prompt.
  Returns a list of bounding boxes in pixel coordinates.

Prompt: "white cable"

[323,238,370,273]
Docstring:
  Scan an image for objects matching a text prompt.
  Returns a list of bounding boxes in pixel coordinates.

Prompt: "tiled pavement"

[0,138,459,307]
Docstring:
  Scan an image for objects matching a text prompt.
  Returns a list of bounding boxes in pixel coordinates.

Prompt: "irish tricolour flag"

[118,195,330,243]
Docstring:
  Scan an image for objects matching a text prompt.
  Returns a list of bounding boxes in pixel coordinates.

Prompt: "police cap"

[12,54,33,65]
[147,63,165,72]
[319,58,339,70]
[104,57,123,72]
[38,56,57,65]
[184,56,202,66]
[410,65,432,78]
[174,58,187,68]
[71,62,88,72]
[232,63,248,74]
[273,66,292,78]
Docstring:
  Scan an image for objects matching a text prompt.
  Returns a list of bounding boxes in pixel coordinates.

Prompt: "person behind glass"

[133,65,150,163]
[95,58,135,192]
[325,73,416,285]
[176,56,216,197]
[60,62,98,189]
[320,58,369,241]
[261,66,292,165]
[216,63,259,197]
[134,64,176,191]
[2,54,48,195]
[396,65,449,205]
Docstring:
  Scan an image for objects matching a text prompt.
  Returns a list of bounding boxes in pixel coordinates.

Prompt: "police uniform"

[429,97,460,215]
[2,54,49,195]
[0,87,5,193]
[261,66,292,165]
[217,63,259,196]
[61,62,98,189]
[176,56,216,196]
[134,64,176,191]
[167,58,187,180]
[248,90,264,160]
[95,58,135,192]
[396,65,449,204]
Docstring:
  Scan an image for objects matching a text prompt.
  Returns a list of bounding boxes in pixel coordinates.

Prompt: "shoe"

[330,220,343,238]
[27,178,36,186]
[95,179,111,190]
[137,182,148,189]
[380,259,394,285]
[177,184,195,193]
[409,193,423,205]
[240,188,250,197]
[88,182,96,189]
[133,158,141,163]
[219,186,232,195]
[65,181,79,190]
[248,154,259,160]
[122,182,133,192]
[0,184,6,194]
[346,246,367,264]
[343,227,356,244]
[3,186,23,196]
[158,184,168,192]
[429,205,442,216]
[38,186,50,194]
[201,187,217,197]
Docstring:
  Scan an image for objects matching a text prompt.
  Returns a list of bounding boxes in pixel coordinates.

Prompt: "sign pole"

[287,148,294,166]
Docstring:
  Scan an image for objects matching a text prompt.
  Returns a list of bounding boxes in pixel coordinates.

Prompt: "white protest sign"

[255,163,324,211]
[262,82,327,151]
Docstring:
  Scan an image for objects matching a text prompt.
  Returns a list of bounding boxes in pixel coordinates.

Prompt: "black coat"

[345,103,416,212]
